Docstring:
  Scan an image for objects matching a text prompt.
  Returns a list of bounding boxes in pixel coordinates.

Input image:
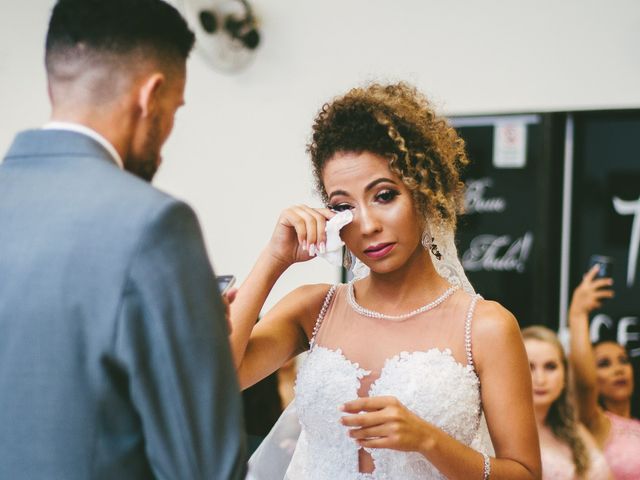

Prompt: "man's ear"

[137,72,165,118]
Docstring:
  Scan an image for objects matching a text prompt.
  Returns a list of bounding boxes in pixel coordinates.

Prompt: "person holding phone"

[231,82,541,479]
[568,265,640,479]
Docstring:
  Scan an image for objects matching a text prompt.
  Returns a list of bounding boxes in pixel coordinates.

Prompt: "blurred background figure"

[568,266,640,479]
[240,318,297,456]
[242,371,282,455]
[523,326,611,480]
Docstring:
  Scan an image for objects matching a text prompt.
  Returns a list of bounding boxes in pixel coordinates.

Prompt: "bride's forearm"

[420,428,538,480]
[228,248,289,368]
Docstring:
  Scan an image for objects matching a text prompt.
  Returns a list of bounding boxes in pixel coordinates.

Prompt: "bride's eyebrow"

[328,189,349,201]
[328,177,398,200]
[365,177,397,191]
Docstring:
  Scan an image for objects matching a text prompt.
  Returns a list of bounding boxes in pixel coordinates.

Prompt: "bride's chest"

[294,346,482,441]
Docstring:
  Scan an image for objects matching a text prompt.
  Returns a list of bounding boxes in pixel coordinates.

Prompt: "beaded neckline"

[347,281,459,321]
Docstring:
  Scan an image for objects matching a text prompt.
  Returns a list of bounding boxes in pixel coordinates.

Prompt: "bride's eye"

[376,189,399,204]
[328,203,353,212]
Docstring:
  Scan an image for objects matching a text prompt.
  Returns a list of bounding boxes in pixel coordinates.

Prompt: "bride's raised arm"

[229,205,334,390]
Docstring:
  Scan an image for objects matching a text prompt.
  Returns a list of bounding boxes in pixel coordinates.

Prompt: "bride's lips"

[364,242,395,259]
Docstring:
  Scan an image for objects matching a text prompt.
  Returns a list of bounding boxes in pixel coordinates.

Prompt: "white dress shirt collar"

[43,121,124,169]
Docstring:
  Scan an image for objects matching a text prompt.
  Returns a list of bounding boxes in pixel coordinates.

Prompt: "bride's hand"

[340,396,435,454]
[266,205,335,267]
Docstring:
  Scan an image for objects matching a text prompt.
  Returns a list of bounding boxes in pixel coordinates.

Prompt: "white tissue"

[312,210,353,267]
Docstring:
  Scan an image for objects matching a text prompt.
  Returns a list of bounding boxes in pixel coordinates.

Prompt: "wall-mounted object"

[176,0,260,73]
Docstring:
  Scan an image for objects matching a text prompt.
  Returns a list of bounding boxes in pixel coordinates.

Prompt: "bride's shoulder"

[468,299,528,373]
[471,299,521,344]
[283,282,338,320]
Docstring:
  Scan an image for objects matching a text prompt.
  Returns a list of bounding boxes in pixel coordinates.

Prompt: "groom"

[0,0,246,478]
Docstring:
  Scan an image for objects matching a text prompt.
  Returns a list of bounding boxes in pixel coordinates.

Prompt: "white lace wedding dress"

[268,282,491,480]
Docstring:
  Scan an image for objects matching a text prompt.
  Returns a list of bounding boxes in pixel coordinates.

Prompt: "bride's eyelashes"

[328,189,400,212]
[375,188,399,204]
[329,203,353,212]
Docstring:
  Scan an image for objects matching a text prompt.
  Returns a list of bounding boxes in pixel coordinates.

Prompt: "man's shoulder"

[98,168,192,231]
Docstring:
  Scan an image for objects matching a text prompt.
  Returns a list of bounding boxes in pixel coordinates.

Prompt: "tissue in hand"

[311,210,353,267]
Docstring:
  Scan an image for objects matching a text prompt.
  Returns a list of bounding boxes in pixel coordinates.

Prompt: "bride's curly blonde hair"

[307,82,469,230]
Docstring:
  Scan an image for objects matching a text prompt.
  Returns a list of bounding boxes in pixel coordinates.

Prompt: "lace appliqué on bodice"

[288,287,483,480]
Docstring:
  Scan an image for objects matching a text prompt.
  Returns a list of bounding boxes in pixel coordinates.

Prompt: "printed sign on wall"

[570,111,640,416]
[452,115,551,328]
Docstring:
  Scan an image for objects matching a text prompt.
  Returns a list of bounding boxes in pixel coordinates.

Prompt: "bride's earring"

[342,247,353,270]
[421,225,442,261]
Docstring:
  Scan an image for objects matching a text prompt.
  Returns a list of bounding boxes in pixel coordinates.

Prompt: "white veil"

[247,223,494,479]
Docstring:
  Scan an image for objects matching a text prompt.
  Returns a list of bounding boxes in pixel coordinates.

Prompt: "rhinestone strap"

[482,452,491,480]
[465,294,480,369]
[347,282,458,321]
[309,285,337,350]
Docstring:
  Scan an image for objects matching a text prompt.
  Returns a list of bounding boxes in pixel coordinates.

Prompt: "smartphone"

[588,255,614,279]
[216,275,236,295]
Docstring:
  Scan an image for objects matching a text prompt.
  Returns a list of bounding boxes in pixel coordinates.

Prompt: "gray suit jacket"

[0,130,247,479]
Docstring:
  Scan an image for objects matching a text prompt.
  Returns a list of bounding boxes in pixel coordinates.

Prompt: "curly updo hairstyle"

[307,82,469,230]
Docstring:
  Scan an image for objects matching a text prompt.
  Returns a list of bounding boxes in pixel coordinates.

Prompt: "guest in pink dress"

[569,265,640,479]
[523,326,611,480]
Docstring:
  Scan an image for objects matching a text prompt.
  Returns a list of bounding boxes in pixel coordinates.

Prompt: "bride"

[229,82,541,479]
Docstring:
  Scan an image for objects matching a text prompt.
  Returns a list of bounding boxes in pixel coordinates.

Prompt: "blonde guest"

[523,326,611,480]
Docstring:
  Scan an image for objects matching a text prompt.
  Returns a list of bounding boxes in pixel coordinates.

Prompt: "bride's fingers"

[291,205,332,253]
[342,396,399,414]
[296,205,329,251]
[290,205,321,251]
[342,410,387,428]
[281,209,308,248]
[280,205,336,254]
[316,207,336,219]
[356,437,391,449]
[348,424,388,440]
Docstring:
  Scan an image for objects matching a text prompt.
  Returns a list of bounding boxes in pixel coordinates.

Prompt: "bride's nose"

[356,206,382,235]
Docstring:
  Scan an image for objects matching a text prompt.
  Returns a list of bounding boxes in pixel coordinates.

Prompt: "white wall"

[2,0,640,310]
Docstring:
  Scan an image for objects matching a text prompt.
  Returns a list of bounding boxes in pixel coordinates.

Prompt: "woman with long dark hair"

[569,266,640,479]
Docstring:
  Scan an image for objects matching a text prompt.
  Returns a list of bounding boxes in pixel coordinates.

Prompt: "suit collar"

[3,129,122,169]
[43,122,123,169]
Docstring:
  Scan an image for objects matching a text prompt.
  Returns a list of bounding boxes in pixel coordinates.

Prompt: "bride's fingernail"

[301,241,307,251]
[319,242,326,254]
[309,244,317,256]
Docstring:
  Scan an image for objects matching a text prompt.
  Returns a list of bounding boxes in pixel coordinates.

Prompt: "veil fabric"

[247,226,494,479]
[247,401,300,480]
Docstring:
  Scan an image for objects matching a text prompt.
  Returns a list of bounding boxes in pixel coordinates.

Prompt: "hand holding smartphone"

[588,255,614,279]
[216,275,236,295]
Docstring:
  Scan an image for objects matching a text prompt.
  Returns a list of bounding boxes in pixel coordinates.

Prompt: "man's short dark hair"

[45,0,195,70]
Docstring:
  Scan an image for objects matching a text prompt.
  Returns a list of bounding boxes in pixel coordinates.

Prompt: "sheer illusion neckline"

[346,281,459,321]
[311,345,479,397]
